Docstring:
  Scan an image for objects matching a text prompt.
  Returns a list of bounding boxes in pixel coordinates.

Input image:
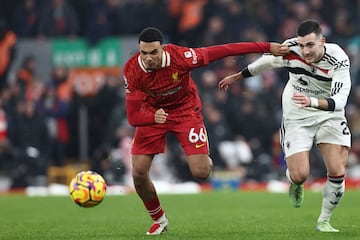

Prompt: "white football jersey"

[247,38,351,121]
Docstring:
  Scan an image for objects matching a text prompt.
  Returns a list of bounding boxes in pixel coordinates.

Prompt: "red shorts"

[131,118,209,156]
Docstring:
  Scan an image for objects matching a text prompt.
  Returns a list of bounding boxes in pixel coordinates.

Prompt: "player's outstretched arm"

[218,72,243,91]
[270,43,289,56]
[205,42,287,63]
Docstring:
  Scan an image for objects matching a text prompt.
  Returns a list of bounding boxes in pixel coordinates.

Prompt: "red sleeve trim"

[202,42,271,63]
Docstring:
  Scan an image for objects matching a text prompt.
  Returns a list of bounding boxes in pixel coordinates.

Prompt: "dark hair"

[138,27,164,44]
[297,19,322,37]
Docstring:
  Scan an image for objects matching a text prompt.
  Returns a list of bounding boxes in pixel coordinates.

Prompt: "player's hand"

[291,92,310,107]
[270,43,289,56]
[154,108,168,124]
[218,72,242,91]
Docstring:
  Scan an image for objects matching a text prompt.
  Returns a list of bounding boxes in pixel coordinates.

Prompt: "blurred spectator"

[214,56,240,80]
[257,70,284,124]
[0,18,16,91]
[241,25,267,42]
[219,0,249,42]
[197,69,219,103]
[9,100,50,187]
[142,0,171,35]
[331,8,357,46]
[167,0,208,46]
[85,9,111,46]
[217,137,252,179]
[346,86,360,134]
[41,66,73,166]
[348,132,360,179]
[0,98,9,163]
[11,0,42,38]
[278,17,298,40]
[290,1,311,22]
[105,0,145,35]
[244,0,279,39]
[347,35,360,86]
[201,15,230,46]
[228,93,273,158]
[15,55,37,98]
[271,131,285,175]
[93,74,123,143]
[0,83,22,129]
[38,0,79,38]
[203,101,232,168]
[0,97,19,187]
[91,124,133,186]
[102,0,126,35]
[90,77,128,184]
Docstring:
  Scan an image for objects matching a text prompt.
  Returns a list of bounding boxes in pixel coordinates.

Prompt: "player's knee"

[327,165,346,177]
[132,168,148,184]
[192,170,211,180]
[192,164,213,180]
[289,170,307,184]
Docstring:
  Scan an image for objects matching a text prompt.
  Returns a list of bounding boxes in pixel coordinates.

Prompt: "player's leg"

[285,152,310,208]
[188,154,213,180]
[315,117,350,232]
[286,151,310,184]
[316,143,348,232]
[281,119,313,208]
[132,154,168,235]
[131,126,168,235]
[173,118,213,180]
[132,154,157,201]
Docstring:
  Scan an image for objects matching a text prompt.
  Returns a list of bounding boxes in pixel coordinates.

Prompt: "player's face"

[297,33,325,63]
[139,41,163,70]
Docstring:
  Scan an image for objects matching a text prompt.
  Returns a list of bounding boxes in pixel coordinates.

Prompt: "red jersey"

[123,44,208,124]
[123,42,270,126]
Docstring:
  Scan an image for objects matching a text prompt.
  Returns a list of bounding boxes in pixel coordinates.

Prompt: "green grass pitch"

[0,190,359,240]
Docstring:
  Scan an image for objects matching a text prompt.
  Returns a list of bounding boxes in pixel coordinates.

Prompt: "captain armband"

[241,67,252,78]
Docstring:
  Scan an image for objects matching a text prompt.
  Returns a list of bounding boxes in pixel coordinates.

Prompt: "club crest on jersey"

[298,77,308,86]
[172,72,180,83]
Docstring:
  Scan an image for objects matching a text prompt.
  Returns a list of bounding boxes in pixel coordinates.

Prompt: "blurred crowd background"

[1,0,360,189]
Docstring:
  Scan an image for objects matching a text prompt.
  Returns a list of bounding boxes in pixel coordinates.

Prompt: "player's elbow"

[127,117,137,127]
[127,115,154,126]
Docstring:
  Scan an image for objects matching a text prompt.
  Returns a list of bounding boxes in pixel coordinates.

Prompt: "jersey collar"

[138,51,171,73]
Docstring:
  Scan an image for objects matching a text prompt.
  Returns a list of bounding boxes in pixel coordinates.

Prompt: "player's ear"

[321,36,326,44]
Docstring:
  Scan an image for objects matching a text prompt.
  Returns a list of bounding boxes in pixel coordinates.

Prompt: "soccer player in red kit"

[123,27,288,235]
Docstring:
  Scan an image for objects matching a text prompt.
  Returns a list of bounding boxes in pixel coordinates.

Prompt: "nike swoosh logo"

[195,143,205,149]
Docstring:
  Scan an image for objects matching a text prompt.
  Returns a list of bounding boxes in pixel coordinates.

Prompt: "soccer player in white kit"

[218,19,351,232]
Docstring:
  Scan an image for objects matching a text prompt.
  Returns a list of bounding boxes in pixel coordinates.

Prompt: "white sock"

[155,213,167,223]
[317,176,345,223]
